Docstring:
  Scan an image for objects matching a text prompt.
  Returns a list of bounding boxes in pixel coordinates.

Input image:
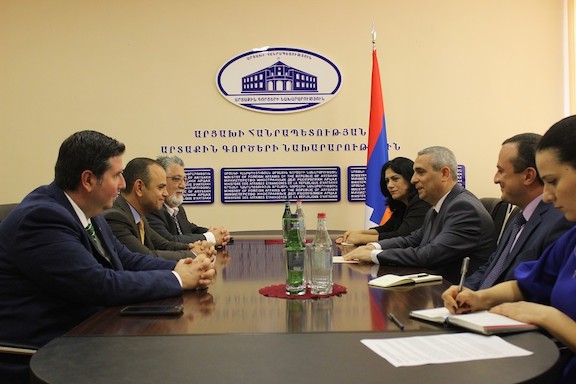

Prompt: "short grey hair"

[417,146,458,181]
[156,155,185,171]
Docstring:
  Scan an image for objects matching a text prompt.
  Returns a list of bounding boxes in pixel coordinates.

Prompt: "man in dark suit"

[147,155,230,246]
[344,146,495,283]
[447,133,573,293]
[103,157,215,261]
[0,131,215,383]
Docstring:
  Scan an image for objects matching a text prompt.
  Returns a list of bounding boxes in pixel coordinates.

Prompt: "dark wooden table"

[67,237,450,336]
[30,235,562,383]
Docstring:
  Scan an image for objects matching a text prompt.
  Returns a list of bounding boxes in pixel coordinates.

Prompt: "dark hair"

[122,157,161,193]
[537,115,576,169]
[379,157,418,211]
[55,130,125,190]
[502,133,543,184]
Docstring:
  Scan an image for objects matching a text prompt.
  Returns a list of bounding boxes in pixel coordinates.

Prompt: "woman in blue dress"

[443,115,576,383]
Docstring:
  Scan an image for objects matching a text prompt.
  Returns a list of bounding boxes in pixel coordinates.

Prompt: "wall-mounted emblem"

[216,47,342,113]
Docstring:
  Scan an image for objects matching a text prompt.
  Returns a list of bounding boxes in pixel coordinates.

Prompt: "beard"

[166,191,184,208]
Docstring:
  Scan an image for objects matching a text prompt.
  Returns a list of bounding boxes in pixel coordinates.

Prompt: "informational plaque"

[221,166,340,203]
[183,168,214,204]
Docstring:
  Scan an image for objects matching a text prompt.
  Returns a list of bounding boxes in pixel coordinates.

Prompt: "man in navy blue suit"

[444,133,573,296]
[0,131,215,383]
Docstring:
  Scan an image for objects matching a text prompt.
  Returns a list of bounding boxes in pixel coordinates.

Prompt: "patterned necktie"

[86,223,98,244]
[479,213,527,289]
[137,220,145,244]
[172,212,183,235]
[85,222,109,261]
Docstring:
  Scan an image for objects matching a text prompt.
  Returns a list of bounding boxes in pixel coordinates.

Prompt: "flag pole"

[365,25,390,228]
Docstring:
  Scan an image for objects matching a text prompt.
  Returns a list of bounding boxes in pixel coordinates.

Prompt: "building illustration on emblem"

[241,61,317,93]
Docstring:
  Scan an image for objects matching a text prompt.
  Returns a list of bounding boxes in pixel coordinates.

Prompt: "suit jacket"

[147,205,209,243]
[0,182,181,349]
[375,184,495,284]
[465,200,574,290]
[374,196,431,240]
[103,196,193,261]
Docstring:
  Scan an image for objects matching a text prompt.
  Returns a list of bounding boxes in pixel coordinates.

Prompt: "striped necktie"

[479,213,527,289]
[85,223,99,244]
[85,222,109,262]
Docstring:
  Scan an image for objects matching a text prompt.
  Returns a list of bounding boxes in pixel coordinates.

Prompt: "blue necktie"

[479,213,527,289]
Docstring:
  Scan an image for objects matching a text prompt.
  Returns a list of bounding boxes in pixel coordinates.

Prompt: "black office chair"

[480,197,520,245]
[0,203,36,381]
[0,203,18,224]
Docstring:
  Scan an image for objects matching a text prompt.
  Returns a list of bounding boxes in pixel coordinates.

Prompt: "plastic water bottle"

[312,212,332,248]
[310,212,333,294]
[282,201,292,243]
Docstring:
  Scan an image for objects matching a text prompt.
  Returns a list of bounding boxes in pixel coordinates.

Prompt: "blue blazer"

[465,200,574,290]
[0,182,182,348]
[375,184,495,284]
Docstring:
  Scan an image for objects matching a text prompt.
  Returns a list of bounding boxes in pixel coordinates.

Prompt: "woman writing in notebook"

[443,115,576,384]
[336,157,431,245]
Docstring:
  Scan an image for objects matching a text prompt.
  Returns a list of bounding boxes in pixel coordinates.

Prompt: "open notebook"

[409,307,538,335]
[368,273,442,288]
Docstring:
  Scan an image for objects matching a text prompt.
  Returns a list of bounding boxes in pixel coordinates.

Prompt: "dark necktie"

[421,209,438,244]
[172,211,183,235]
[479,213,527,289]
[85,223,109,262]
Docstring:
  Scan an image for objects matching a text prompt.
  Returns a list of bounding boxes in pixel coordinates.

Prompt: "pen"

[388,313,405,331]
[457,257,470,293]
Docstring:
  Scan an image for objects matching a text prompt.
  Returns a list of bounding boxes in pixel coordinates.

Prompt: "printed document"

[361,332,532,367]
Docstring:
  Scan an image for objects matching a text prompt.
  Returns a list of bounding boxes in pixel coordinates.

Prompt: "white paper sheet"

[333,256,359,264]
[361,332,532,367]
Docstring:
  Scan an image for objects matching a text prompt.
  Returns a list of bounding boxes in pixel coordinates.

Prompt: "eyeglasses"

[168,175,187,183]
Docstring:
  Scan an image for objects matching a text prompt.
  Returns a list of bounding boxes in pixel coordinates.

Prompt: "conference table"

[30,232,561,383]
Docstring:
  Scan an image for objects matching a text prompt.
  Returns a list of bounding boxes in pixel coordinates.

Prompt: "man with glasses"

[147,155,230,246]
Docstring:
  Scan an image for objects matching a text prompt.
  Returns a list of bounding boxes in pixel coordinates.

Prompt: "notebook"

[368,273,442,288]
[409,307,538,335]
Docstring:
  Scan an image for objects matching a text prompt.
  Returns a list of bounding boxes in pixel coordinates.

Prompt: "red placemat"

[259,284,347,299]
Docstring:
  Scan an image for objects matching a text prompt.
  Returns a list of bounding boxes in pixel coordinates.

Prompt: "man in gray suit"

[447,133,573,294]
[103,158,215,261]
[344,146,495,283]
[147,155,230,246]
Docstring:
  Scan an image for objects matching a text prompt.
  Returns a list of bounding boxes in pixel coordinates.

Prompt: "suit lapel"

[500,203,545,270]
[92,216,120,269]
[421,185,462,243]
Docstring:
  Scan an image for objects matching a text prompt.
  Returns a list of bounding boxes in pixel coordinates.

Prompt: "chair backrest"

[0,203,18,224]
[480,197,520,245]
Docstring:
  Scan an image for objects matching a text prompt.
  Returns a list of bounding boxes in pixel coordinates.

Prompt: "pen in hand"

[388,313,405,331]
[457,256,470,293]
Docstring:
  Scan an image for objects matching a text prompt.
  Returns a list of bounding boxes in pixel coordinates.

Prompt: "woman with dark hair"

[442,115,576,383]
[336,157,431,245]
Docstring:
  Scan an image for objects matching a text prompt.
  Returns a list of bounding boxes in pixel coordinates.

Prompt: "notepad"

[332,256,359,264]
[409,307,538,335]
[368,273,442,288]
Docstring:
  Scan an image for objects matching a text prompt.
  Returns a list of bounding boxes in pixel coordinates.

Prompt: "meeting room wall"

[0,0,569,232]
